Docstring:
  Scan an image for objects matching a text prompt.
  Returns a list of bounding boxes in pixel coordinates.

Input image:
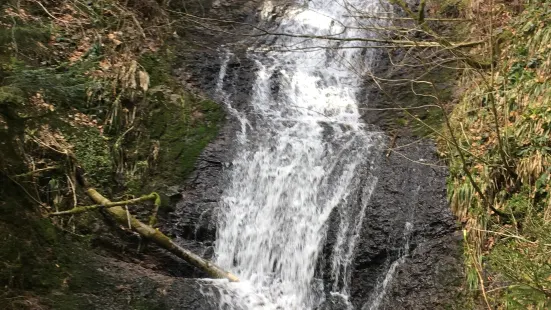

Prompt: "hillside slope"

[447,1,551,308]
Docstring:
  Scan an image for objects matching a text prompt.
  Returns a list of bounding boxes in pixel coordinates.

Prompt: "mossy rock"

[146,93,224,189]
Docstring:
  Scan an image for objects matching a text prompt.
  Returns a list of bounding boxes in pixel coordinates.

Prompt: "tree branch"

[52,163,239,282]
[49,193,160,216]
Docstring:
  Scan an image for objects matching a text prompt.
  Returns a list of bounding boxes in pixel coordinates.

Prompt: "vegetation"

[0,0,224,308]
[0,0,222,192]
[346,0,551,307]
[446,2,551,308]
[2,0,550,308]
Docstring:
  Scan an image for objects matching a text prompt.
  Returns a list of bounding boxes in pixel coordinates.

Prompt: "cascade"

[212,0,388,308]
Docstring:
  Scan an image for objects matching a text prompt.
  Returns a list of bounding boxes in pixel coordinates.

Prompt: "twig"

[14,166,58,177]
[49,193,160,216]
[344,15,472,22]
[390,149,447,168]
[66,174,77,207]
[34,0,67,24]
[386,132,398,158]
[472,228,551,247]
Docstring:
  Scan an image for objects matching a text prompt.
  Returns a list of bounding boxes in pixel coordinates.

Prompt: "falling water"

[213,0,387,309]
[364,185,420,310]
[364,221,414,310]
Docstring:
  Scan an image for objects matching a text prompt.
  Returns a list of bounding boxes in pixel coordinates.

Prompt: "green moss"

[0,180,154,310]
[388,66,454,137]
[8,60,95,108]
[0,176,179,309]
[0,26,51,56]
[139,52,174,87]
[147,93,223,188]
[0,86,25,105]
[66,127,114,189]
[0,182,99,294]
[412,105,444,137]
[0,1,223,308]
[430,0,466,16]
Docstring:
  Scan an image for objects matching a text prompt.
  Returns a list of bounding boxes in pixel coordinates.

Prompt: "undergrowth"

[0,0,222,308]
[0,0,222,194]
[447,1,551,308]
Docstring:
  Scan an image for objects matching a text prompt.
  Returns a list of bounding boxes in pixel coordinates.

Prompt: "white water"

[365,221,413,310]
[363,185,419,310]
[213,0,387,309]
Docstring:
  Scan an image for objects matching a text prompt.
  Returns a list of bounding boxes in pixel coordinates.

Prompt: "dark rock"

[347,138,462,310]
[168,1,463,309]
[317,294,353,310]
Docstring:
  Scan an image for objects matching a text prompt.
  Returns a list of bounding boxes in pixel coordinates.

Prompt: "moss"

[1,1,223,308]
[0,180,147,309]
[0,26,51,57]
[0,182,99,294]
[412,105,444,137]
[385,65,455,137]
[429,0,466,17]
[139,52,174,87]
[66,127,114,189]
[0,177,182,310]
[0,86,25,105]
[8,60,95,108]
[146,93,223,189]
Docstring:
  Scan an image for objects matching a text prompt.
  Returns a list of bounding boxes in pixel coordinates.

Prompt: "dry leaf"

[138,71,150,92]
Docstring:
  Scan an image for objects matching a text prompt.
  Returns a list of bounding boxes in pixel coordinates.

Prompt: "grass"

[445,1,551,308]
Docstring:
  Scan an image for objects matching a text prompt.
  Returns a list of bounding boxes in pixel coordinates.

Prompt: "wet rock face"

[318,294,353,310]
[175,68,463,310]
[168,51,258,252]
[347,138,462,309]
[164,0,264,251]
[161,279,220,310]
[343,27,463,308]
[169,2,463,309]
[315,135,462,309]
[168,0,303,251]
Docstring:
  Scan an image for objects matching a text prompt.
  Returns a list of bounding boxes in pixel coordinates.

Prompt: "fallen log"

[54,167,239,282]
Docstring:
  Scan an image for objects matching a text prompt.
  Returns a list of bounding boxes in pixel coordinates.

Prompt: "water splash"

[213,0,387,308]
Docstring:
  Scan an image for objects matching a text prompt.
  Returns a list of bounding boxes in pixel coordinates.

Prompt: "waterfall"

[213,0,387,309]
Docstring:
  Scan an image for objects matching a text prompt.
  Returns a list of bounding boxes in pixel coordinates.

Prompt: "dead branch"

[51,161,239,282]
[49,193,160,216]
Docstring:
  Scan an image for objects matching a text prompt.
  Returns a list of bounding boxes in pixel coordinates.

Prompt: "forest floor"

[0,1,224,308]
